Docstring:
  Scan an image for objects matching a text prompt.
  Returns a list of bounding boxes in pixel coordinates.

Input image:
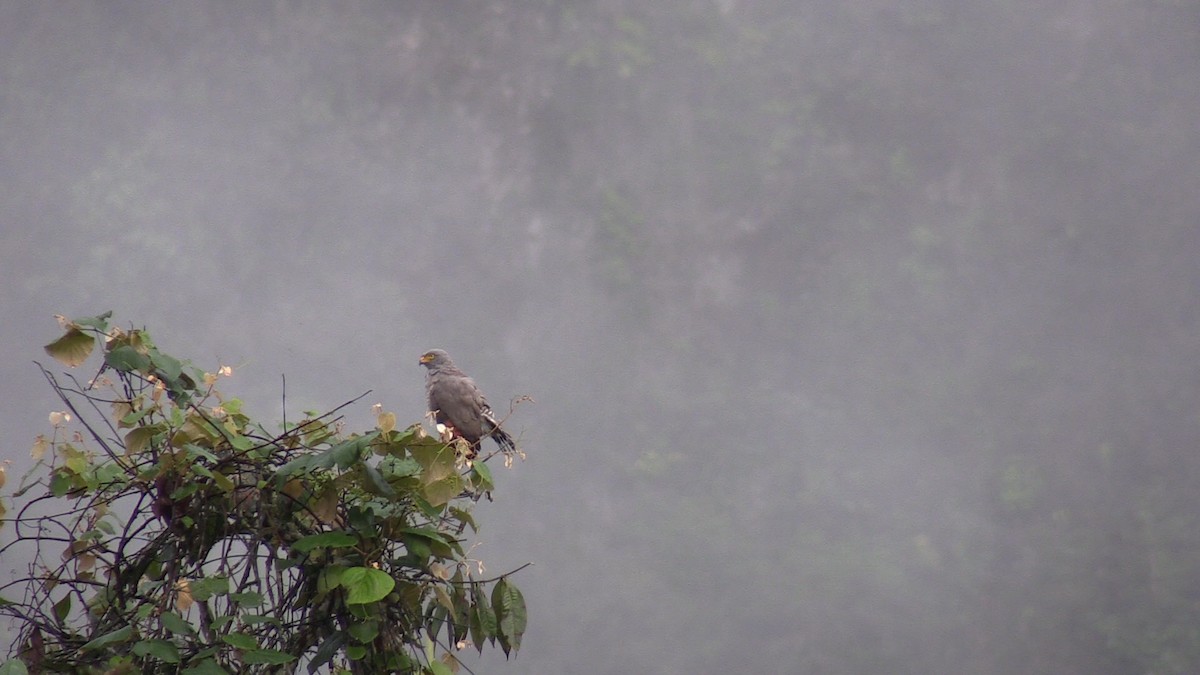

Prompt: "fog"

[2,2,1199,673]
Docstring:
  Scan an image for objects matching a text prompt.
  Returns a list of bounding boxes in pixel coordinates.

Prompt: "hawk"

[419,349,516,457]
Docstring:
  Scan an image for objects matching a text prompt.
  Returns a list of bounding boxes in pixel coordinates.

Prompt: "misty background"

[2,2,1199,673]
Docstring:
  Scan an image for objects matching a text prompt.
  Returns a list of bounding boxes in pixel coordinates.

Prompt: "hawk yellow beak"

[419,353,434,364]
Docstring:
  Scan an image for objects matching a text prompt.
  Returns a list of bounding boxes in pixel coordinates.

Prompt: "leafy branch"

[0,312,527,675]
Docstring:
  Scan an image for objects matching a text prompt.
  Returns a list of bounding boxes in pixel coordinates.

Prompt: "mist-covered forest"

[2,2,1199,673]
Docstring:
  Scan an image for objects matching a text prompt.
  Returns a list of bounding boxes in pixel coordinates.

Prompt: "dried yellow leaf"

[430,562,450,581]
[175,579,193,612]
[311,488,340,525]
[434,585,454,611]
[44,327,94,367]
[111,400,133,427]
[31,436,49,461]
[282,479,305,500]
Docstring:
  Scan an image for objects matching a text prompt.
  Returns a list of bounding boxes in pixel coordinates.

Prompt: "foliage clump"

[0,312,526,674]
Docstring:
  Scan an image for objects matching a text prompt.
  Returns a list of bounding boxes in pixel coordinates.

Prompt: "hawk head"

[419,349,452,369]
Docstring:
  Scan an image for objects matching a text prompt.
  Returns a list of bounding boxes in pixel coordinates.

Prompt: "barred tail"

[489,425,517,455]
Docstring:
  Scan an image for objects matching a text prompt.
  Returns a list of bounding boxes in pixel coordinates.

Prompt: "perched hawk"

[419,349,516,457]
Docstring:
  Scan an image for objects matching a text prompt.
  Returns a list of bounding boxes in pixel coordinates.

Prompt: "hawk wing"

[427,370,490,443]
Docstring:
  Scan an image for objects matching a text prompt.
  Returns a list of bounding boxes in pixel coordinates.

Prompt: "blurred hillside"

[2,2,1199,673]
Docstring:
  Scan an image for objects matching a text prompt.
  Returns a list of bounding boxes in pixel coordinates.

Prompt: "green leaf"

[274,454,313,481]
[148,349,185,382]
[427,661,454,675]
[471,583,497,653]
[52,594,71,624]
[413,494,442,520]
[291,531,358,553]
[126,422,163,454]
[401,533,430,563]
[170,482,200,500]
[182,443,219,463]
[307,633,346,674]
[330,434,376,470]
[64,453,89,475]
[49,470,73,497]
[210,471,235,493]
[360,463,397,498]
[229,591,264,606]
[133,639,181,663]
[81,624,134,651]
[427,605,448,649]
[228,433,256,451]
[347,505,377,536]
[160,611,195,635]
[189,576,229,601]
[379,455,422,479]
[147,350,196,401]
[72,311,113,330]
[221,632,258,650]
[316,565,346,597]
[399,528,456,558]
[410,442,457,483]
[449,584,469,644]
[470,461,495,492]
[421,474,463,508]
[120,406,156,428]
[492,578,527,656]
[240,614,280,626]
[93,461,129,487]
[375,423,424,455]
[181,657,229,674]
[241,648,296,665]
[44,328,96,367]
[340,566,396,605]
[346,644,368,660]
[347,620,379,643]
[450,507,478,534]
[105,345,151,373]
[0,659,30,675]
